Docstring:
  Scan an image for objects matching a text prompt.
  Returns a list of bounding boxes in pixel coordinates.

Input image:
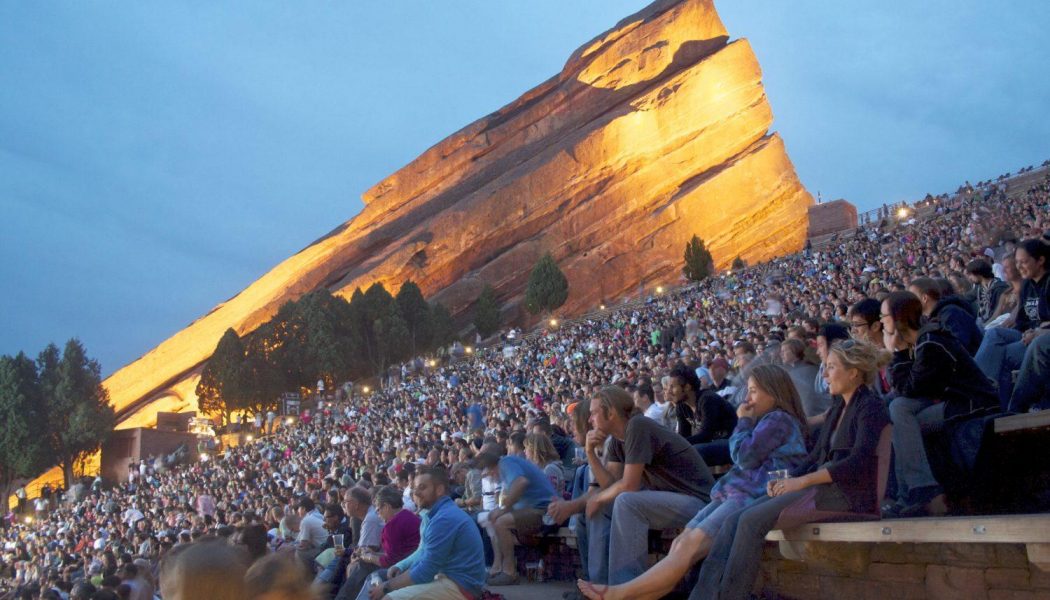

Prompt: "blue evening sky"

[1,1,1047,374]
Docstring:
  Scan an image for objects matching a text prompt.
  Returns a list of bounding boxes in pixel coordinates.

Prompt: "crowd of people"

[2,165,1048,600]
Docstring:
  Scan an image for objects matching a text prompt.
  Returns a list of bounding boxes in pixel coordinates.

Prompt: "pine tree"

[473,285,502,338]
[428,302,457,349]
[524,252,569,315]
[396,281,432,356]
[0,353,48,502]
[683,235,714,282]
[38,340,115,488]
[732,256,747,271]
[196,328,247,426]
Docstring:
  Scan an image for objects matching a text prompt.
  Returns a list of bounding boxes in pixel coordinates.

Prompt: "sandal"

[576,579,607,600]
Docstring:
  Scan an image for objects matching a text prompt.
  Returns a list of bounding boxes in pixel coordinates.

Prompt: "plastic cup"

[332,534,344,548]
[767,469,791,481]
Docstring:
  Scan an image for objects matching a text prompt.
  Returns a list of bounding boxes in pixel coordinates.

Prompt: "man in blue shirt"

[369,466,486,600]
[474,451,555,586]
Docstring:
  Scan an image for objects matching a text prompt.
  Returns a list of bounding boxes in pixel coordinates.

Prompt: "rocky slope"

[105,0,812,428]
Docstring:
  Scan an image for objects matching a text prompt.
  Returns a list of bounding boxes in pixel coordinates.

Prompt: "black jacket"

[673,391,737,444]
[929,295,983,356]
[791,385,890,515]
[890,320,999,420]
[974,278,1010,322]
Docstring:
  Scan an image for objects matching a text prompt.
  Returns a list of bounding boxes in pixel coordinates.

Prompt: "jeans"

[588,490,706,585]
[975,327,1026,408]
[569,465,591,577]
[690,491,804,600]
[685,497,749,538]
[1010,333,1050,413]
[694,439,731,466]
[335,561,379,600]
[355,571,388,600]
[888,397,946,503]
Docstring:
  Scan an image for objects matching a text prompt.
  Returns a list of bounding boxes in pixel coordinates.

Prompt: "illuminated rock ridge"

[105,0,813,427]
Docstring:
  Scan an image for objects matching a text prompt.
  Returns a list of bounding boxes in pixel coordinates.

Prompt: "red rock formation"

[104,0,813,429]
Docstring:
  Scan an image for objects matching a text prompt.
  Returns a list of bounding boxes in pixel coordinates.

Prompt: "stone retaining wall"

[755,541,1050,600]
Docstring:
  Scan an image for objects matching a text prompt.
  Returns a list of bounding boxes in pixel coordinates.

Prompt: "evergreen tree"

[241,323,285,417]
[0,353,48,503]
[524,252,569,315]
[396,281,432,356]
[683,234,714,282]
[732,256,747,271]
[196,328,247,426]
[428,302,456,349]
[473,285,502,338]
[358,283,410,373]
[38,340,115,488]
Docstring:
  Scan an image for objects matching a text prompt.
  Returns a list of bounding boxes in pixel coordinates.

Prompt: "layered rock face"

[106,0,812,428]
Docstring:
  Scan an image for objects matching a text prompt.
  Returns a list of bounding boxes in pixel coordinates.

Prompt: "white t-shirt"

[644,401,671,429]
[297,510,328,549]
[481,475,501,511]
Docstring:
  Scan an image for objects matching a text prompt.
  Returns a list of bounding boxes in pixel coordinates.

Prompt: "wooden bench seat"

[767,513,1050,571]
[994,410,1050,434]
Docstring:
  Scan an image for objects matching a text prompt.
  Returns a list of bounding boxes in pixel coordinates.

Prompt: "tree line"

[0,339,115,491]
[195,281,457,426]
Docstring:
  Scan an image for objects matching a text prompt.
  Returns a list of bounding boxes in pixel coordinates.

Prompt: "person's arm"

[729,412,795,470]
[397,512,463,590]
[488,476,528,521]
[889,339,953,400]
[588,462,643,510]
[585,431,620,489]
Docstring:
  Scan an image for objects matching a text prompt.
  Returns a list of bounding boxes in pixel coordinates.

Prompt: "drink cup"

[574,447,586,464]
[333,534,344,548]
[767,469,791,481]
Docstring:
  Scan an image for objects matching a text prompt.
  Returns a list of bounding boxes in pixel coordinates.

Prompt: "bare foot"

[577,579,609,600]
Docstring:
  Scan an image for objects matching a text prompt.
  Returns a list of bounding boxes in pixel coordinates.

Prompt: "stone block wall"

[807,199,858,238]
[755,541,1050,600]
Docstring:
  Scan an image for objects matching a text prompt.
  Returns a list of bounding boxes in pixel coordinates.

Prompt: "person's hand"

[883,327,906,352]
[736,401,755,420]
[585,495,603,519]
[367,581,386,600]
[387,566,402,579]
[547,499,576,524]
[489,507,504,523]
[585,430,607,454]
[1021,328,1047,345]
[454,498,465,507]
[767,476,806,497]
[334,546,345,558]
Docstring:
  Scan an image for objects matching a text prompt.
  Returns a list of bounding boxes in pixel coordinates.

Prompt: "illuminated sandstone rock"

[103,0,813,428]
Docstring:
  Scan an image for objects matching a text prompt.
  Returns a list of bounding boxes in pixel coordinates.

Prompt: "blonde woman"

[524,433,565,498]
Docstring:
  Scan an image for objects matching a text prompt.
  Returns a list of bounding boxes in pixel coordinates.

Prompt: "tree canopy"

[473,285,502,339]
[524,252,569,315]
[683,234,714,282]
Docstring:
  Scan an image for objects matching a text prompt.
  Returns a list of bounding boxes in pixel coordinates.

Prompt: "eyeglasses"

[849,321,871,330]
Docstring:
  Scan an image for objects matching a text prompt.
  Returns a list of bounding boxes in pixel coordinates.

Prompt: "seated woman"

[577,364,810,600]
[975,238,1050,405]
[689,340,891,600]
[881,291,998,517]
[524,432,566,499]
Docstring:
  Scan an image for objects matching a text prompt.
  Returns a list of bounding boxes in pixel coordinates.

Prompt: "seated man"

[472,450,556,585]
[909,276,983,355]
[584,385,714,586]
[296,497,330,567]
[362,466,486,600]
